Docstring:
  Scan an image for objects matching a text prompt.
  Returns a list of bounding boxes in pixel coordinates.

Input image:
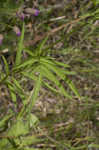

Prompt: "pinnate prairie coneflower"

[13,26,21,36]
[0,34,4,45]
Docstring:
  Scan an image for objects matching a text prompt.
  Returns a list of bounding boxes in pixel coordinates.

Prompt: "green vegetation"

[0,0,99,150]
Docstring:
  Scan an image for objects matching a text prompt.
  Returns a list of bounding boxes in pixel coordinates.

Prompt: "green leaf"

[41,65,59,85]
[40,58,66,79]
[0,139,13,150]
[41,58,75,79]
[1,55,9,75]
[12,78,22,90]
[22,65,40,81]
[12,78,26,101]
[37,36,49,55]
[22,72,37,81]
[7,119,29,137]
[41,58,80,99]
[14,57,37,71]
[91,0,99,5]
[43,81,59,93]
[15,22,25,66]
[0,114,12,128]
[41,66,72,99]
[18,135,41,146]
[88,144,99,148]
[40,57,57,66]
[7,82,17,103]
[41,57,76,75]
[24,48,35,56]
[72,145,87,150]
[24,148,41,150]
[41,57,70,68]
[17,70,42,118]
[66,79,81,99]
[29,114,39,128]
[12,78,25,94]
[27,71,42,113]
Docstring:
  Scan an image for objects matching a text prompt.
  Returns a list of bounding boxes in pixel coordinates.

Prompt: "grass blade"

[27,71,42,113]
[15,22,25,66]
[7,82,17,103]
[14,57,37,71]
[66,79,81,99]
[43,81,59,93]
[37,36,49,55]
[41,66,72,99]
[1,55,9,75]
[41,57,70,68]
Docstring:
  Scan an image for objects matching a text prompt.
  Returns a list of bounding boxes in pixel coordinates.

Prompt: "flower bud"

[16,12,25,21]
[20,13,25,21]
[33,9,39,16]
[24,8,39,16]
[13,26,21,36]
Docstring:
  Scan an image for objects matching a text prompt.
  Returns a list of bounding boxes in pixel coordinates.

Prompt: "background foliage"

[0,0,99,150]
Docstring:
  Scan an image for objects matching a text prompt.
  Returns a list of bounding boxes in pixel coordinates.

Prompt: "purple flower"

[33,9,39,16]
[16,12,25,21]
[16,31,21,36]
[0,34,4,45]
[20,13,25,21]
[13,26,21,36]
